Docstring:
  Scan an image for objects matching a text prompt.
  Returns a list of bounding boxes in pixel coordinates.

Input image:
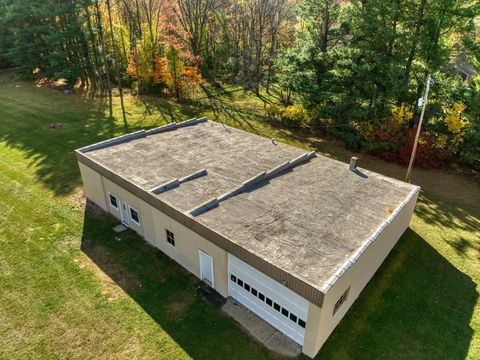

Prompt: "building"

[76,118,420,358]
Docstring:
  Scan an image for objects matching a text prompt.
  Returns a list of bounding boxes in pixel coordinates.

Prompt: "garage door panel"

[228,255,308,345]
[229,262,307,318]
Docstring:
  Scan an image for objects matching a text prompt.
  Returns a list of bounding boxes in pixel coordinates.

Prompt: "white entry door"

[119,198,129,226]
[199,250,214,287]
[228,254,309,345]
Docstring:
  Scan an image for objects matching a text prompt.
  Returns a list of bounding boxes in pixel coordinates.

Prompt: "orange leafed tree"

[127,0,202,98]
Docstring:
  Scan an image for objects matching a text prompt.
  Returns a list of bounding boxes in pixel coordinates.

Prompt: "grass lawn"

[0,73,479,359]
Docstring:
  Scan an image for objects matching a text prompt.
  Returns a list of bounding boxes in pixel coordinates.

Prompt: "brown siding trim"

[76,150,325,307]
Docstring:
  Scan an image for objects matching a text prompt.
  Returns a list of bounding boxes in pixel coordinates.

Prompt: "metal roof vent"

[349,157,358,171]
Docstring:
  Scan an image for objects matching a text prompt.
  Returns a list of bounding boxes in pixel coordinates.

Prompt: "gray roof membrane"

[83,119,418,294]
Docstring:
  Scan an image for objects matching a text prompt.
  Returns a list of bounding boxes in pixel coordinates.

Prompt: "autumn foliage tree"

[126,0,202,98]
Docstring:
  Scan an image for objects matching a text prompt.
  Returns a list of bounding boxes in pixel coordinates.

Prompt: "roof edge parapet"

[77,117,208,153]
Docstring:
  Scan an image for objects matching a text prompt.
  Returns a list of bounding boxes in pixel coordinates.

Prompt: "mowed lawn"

[0,74,479,359]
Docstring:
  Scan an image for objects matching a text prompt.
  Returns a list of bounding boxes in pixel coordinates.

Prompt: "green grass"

[0,74,479,359]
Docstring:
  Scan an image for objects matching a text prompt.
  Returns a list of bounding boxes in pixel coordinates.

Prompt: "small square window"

[281,308,289,317]
[244,283,250,291]
[109,193,118,209]
[166,229,175,246]
[238,279,243,287]
[266,298,272,306]
[129,207,140,225]
[251,288,257,296]
[273,303,281,312]
[298,319,306,328]
[290,313,297,322]
[259,293,265,301]
[230,274,237,283]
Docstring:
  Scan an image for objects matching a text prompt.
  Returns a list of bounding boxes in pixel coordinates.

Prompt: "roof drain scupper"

[188,151,317,217]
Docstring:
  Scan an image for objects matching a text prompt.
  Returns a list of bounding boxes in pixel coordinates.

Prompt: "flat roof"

[78,119,419,302]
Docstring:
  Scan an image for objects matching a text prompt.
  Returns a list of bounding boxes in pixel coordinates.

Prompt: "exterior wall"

[302,191,419,358]
[78,162,107,211]
[150,206,229,297]
[83,162,229,298]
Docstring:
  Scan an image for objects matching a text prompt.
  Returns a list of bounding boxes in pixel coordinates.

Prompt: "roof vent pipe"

[349,157,358,171]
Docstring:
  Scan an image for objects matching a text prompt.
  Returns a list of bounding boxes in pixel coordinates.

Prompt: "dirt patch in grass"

[76,245,140,301]
[65,186,86,211]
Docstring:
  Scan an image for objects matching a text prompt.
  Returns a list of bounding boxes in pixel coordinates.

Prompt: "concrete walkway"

[222,298,301,358]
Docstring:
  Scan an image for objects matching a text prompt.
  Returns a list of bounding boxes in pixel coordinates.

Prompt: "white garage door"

[228,254,309,345]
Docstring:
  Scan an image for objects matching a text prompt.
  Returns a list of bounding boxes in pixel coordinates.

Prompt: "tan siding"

[86,163,229,297]
[150,207,228,297]
[78,162,107,211]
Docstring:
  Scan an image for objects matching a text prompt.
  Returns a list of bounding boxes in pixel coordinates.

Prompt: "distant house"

[76,118,419,358]
[455,60,476,82]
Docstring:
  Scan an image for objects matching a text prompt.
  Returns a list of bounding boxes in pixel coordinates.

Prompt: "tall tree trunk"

[84,2,101,86]
[320,1,330,53]
[106,0,128,129]
[95,0,113,118]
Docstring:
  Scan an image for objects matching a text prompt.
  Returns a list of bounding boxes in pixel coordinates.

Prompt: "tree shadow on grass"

[416,194,480,234]
[0,81,143,196]
[80,204,275,360]
[81,203,477,360]
[319,228,477,360]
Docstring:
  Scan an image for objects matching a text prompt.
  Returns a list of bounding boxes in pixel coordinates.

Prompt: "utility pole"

[405,74,432,183]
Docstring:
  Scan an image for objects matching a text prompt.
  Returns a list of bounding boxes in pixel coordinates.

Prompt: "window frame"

[108,192,118,210]
[166,229,175,246]
[333,287,350,316]
[273,302,281,312]
[128,206,140,225]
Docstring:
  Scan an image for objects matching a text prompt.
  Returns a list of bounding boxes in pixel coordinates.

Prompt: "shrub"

[457,127,480,170]
[343,131,364,152]
[265,104,309,128]
[265,104,282,122]
[281,104,308,128]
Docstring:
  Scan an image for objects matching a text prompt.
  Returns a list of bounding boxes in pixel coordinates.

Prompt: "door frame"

[119,198,129,227]
[199,250,214,287]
